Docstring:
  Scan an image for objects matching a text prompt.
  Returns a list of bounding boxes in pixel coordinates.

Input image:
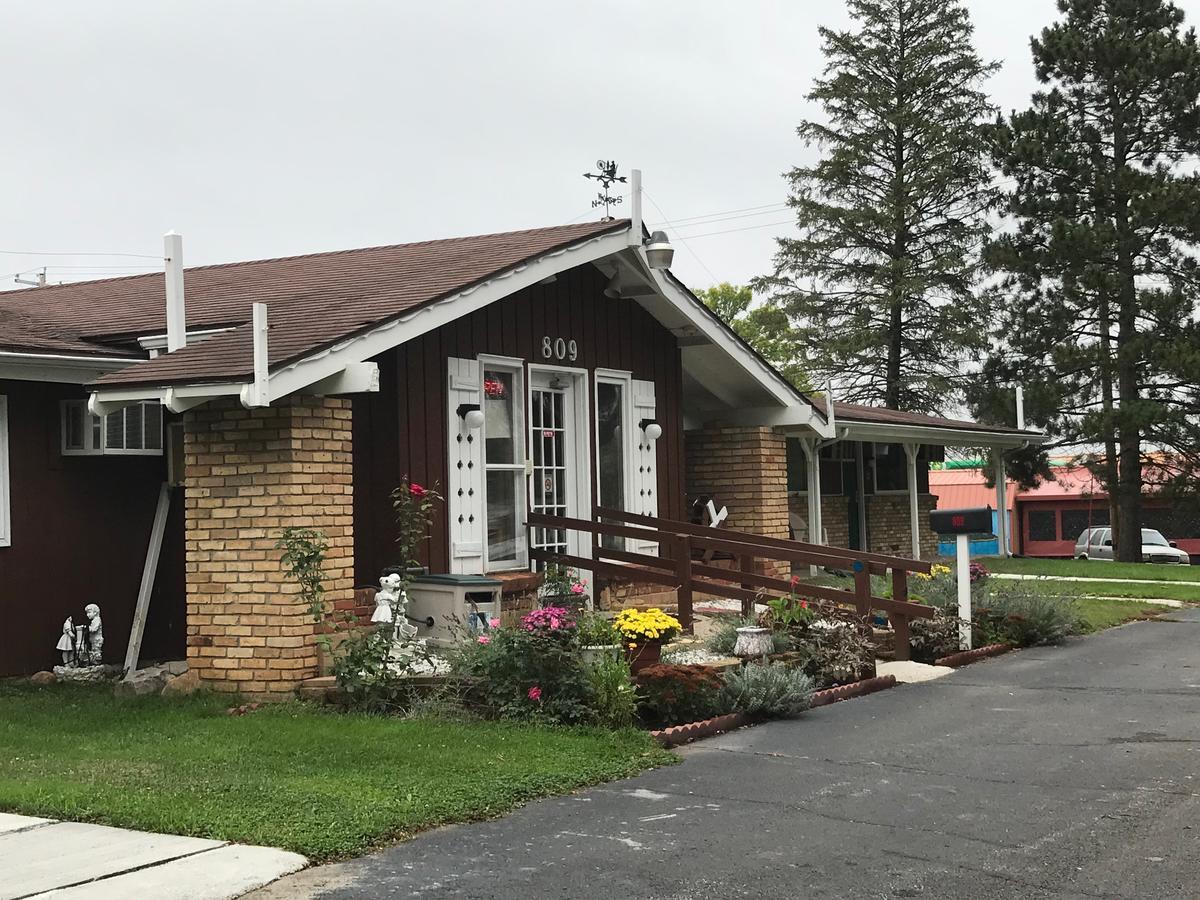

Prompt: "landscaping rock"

[163,660,189,677]
[29,670,56,686]
[114,668,170,697]
[53,664,122,683]
[161,669,202,697]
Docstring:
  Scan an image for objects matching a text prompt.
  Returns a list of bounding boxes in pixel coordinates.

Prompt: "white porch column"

[994,449,1010,557]
[903,442,921,559]
[800,437,823,576]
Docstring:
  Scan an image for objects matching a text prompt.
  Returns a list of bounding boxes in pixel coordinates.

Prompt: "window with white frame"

[481,361,526,570]
[62,400,163,456]
[0,395,10,548]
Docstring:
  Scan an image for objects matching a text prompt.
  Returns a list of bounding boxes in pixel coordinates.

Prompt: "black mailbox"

[929,506,994,536]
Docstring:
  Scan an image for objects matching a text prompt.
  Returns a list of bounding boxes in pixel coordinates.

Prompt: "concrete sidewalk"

[254,608,1200,899]
[0,813,305,900]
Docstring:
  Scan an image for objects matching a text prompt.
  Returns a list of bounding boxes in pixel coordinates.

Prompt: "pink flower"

[477,635,490,645]
[409,482,426,498]
[488,617,501,629]
[528,685,542,702]
[570,583,584,594]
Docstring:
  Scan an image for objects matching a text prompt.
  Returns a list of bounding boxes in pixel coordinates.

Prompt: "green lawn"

[1017,578,1200,602]
[0,684,674,861]
[983,556,1200,583]
[1072,597,1165,633]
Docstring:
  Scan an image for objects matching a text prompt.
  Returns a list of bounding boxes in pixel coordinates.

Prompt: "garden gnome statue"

[56,617,75,665]
[84,603,104,664]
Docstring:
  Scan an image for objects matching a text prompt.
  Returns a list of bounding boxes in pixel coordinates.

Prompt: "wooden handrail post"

[739,552,755,619]
[675,534,693,632]
[891,567,911,661]
[852,558,877,677]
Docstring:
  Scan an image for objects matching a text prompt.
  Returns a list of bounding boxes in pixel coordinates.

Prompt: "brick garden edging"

[934,643,1012,668]
[809,674,898,707]
[651,673,901,748]
[651,712,753,748]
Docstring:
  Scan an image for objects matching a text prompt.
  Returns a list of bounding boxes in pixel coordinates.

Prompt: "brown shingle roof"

[830,400,1034,436]
[0,220,626,386]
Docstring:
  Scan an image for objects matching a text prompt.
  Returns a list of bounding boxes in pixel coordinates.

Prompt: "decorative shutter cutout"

[631,379,659,557]
[448,358,484,574]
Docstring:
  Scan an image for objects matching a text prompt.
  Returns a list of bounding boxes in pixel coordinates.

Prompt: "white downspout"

[628,169,642,247]
[164,231,186,352]
[239,303,270,409]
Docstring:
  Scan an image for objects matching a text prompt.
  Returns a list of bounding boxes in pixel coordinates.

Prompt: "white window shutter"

[631,379,659,556]
[448,358,485,574]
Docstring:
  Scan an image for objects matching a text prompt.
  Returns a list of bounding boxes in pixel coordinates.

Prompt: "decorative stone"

[29,670,56,686]
[163,660,189,677]
[161,669,203,696]
[114,669,170,697]
[733,626,774,659]
[52,664,121,683]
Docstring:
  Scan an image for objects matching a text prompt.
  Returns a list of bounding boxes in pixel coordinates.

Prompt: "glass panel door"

[596,380,626,550]
[530,372,574,560]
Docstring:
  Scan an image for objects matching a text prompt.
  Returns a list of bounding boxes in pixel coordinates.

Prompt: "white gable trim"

[87,222,827,430]
[0,351,137,385]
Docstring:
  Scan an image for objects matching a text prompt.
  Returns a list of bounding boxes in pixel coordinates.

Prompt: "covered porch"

[781,402,1045,561]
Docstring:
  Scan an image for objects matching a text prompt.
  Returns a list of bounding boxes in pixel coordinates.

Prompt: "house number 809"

[542,336,578,362]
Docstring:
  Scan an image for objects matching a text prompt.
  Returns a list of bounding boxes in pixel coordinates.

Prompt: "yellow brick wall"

[183,396,353,695]
[684,425,789,578]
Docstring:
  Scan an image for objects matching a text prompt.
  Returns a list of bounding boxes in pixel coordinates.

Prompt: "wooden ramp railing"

[526,507,935,661]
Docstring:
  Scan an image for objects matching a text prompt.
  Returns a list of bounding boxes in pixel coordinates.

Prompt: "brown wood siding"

[353,263,684,582]
[0,380,185,676]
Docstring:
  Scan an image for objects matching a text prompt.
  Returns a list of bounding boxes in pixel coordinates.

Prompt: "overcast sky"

[2,0,1080,293]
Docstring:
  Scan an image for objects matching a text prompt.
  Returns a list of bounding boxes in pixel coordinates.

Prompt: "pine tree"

[757,0,998,412]
[976,0,1200,562]
[696,283,810,390]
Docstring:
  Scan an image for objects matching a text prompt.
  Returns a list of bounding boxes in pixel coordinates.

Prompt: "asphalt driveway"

[255,610,1200,899]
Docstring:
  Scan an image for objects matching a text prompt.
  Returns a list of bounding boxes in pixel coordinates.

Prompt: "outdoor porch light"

[457,403,485,430]
[639,418,663,441]
[644,231,674,270]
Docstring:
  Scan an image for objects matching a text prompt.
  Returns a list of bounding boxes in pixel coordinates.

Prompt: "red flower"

[409,483,426,498]
[800,600,808,609]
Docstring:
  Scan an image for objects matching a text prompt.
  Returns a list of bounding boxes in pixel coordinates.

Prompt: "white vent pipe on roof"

[164,231,186,352]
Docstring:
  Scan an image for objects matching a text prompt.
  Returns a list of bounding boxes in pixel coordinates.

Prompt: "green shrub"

[576,611,620,646]
[584,652,638,728]
[460,610,596,725]
[722,663,814,718]
[973,582,1077,647]
[634,663,730,728]
[705,617,791,656]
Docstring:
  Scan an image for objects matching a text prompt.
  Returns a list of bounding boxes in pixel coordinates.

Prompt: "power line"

[0,248,161,259]
[675,219,794,240]
[656,202,788,227]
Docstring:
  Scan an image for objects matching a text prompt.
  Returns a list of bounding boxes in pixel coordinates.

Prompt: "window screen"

[1028,510,1058,542]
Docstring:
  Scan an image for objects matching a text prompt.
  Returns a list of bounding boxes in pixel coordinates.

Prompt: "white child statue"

[373,573,419,642]
[84,603,104,664]
[56,617,75,665]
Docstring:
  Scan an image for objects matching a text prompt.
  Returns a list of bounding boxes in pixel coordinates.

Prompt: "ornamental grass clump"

[974,582,1077,648]
[722,663,814,719]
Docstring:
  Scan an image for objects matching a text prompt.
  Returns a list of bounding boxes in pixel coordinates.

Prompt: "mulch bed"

[934,643,1012,668]
[650,673,900,748]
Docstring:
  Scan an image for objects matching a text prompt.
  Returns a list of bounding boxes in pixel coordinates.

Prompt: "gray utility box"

[407,574,503,646]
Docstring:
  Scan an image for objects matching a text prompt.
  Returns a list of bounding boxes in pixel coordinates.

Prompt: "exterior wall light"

[644,231,674,270]
[640,418,663,441]
[457,403,485,430]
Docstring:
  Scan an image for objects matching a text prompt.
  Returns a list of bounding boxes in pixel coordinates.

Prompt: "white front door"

[529,368,587,562]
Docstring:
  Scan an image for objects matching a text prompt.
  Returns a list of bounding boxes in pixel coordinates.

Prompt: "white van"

[1074,527,1191,564]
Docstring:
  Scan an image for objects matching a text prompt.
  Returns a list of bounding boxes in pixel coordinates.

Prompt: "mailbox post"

[929,507,994,650]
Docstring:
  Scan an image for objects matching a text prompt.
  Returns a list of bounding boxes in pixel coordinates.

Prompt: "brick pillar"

[684,425,789,578]
[183,396,353,696]
[866,493,940,558]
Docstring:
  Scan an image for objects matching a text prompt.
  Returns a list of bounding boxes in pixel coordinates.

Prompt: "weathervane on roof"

[583,160,627,221]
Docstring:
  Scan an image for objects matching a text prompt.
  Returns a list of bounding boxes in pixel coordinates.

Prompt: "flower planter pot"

[580,644,622,667]
[624,639,664,673]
